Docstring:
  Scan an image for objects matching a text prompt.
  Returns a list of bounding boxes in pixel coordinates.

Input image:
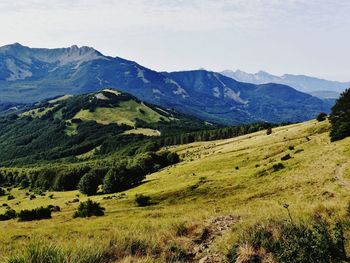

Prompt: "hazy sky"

[0,0,349,81]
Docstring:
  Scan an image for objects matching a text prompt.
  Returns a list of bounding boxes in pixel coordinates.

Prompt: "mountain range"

[0,43,333,124]
[221,69,349,99]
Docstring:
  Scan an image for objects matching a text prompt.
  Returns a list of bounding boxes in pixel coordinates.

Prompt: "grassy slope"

[74,100,169,127]
[1,120,350,261]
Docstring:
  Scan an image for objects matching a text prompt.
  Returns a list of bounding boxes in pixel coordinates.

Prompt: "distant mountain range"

[0,43,333,124]
[221,70,349,99]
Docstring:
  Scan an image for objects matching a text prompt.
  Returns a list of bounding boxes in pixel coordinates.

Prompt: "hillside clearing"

[123,128,161,136]
[74,100,169,126]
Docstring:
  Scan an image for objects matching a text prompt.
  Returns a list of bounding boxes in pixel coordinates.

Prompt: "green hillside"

[0,88,209,166]
[1,120,349,262]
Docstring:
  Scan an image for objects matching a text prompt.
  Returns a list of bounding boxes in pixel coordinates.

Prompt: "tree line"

[0,150,179,195]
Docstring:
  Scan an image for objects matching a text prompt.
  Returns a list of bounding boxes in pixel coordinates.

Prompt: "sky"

[0,0,349,81]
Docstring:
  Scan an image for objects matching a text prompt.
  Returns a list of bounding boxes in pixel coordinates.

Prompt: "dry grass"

[1,120,350,261]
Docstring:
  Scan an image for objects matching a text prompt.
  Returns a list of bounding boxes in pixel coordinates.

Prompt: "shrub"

[281,154,291,161]
[135,194,152,207]
[78,170,100,196]
[47,205,61,212]
[7,195,15,200]
[288,145,295,150]
[73,199,105,218]
[0,208,17,221]
[167,152,180,164]
[272,163,285,172]
[18,207,51,221]
[29,194,36,200]
[165,243,189,262]
[0,187,6,196]
[266,127,272,135]
[174,222,189,236]
[316,112,328,122]
[330,88,350,141]
[228,217,347,263]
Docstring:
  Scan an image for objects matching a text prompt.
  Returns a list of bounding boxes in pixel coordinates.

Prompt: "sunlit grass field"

[74,100,169,127]
[1,120,349,262]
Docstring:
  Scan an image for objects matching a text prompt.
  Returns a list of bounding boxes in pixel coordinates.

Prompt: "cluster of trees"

[78,151,179,195]
[330,88,350,141]
[156,122,275,147]
[0,150,180,196]
[0,169,30,187]
[0,206,55,222]
[0,208,17,221]
[17,207,52,221]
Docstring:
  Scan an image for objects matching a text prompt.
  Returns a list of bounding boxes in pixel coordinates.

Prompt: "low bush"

[73,199,105,218]
[0,208,17,221]
[135,194,152,207]
[7,195,15,200]
[0,187,5,196]
[174,222,189,236]
[165,243,190,262]
[272,163,285,172]
[316,112,328,122]
[266,127,272,135]
[47,205,61,212]
[228,215,347,263]
[17,207,51,221]
[281,154,291,161]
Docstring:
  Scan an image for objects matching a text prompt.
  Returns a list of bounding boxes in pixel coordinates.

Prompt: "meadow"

[1,120,349,262]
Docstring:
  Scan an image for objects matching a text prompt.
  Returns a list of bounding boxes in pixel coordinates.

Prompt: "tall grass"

[6,243,114,263]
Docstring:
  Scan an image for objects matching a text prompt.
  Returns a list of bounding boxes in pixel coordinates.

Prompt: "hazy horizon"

[1,0,349,82]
